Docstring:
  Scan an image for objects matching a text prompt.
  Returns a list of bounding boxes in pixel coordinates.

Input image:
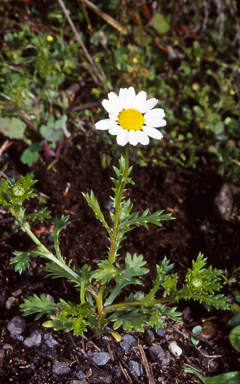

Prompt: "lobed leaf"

[109,308,149,332]
[82,191,111,236]
[118,209,174,231]
[104,253,149,307]
[10,250,39,274]
[43,301,100,336]
[26,207,51,223]
[20,293,56,320]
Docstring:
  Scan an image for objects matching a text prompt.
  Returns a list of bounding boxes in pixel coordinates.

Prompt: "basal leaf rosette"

[95,87,166,146]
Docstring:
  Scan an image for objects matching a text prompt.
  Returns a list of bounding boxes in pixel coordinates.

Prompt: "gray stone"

[75,370,85,380]
[52,361,71,376]
[5,296,16,310]
[147,330,155,342]
[92,351,111,366]
[70,381,86,384]
[24,330,42,348]
[43,333,59,348]
[156,328,166,338]
[128,360,143,377]
[7,316,26,336]
[112,365,122,379]
[88,368,111,384]
[120,334,138,354]
[149,345,165,361]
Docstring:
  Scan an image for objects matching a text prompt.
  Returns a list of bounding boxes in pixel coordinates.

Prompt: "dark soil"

[1,133,240,384]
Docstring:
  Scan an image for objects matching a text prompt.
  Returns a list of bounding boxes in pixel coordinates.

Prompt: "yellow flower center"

[118,109,145,131]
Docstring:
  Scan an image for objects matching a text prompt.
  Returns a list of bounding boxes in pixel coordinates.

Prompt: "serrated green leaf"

[82,191,111,236]
[159,306,182,321]
[51,215,69,261]
[43,301,99,336]
[162,273,178,296]
[44,261,81,287]
[149,306,165,329]
[111,155,134,209]
[144,257,174,301]
[0,173,37,208]
[20,293,56,320]
[104,253,149,307]
[110,308,149,332]
[179,253,230,310]
[118,209,173,231]
[10,250,38,274]
[26,207,51,223]
[91,260,118,284]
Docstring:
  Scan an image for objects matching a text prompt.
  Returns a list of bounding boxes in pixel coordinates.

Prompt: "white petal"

[139,98,158,113]
[95,119,112,130]
[144,117,167,128]
[135,130,150,145]
[109,125,123,135]
[117,130,129,146]
[125,87,136,109]
[108,113,119,122]
[132,91,147,110]
[128,130,138,146]
[118,88,128,109]
[144,108,165,120]
[102,99,122,115]
[142,126,163,140]
[108,92,123,112]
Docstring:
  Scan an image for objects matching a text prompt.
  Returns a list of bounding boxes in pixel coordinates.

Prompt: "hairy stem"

[96,146,129,324]
[22,222,80,283]
[102,297,177,313]
[108,145,129,264]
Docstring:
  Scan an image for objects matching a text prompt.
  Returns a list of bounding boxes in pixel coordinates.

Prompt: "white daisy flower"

[95,87,166,146]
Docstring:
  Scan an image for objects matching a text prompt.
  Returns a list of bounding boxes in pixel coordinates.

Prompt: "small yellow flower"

[192,83,200,91]
[46,35,54,42]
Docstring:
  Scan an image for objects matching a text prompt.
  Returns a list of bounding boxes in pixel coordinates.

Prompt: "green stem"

[102,296,177,313]
[22,222,80,283]
[95,146,130,323]
[108,145,129,264]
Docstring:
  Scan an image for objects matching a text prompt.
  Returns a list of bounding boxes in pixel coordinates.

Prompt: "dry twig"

[138,341,155,384]
[83,0,126,34]
[57,0,102,85]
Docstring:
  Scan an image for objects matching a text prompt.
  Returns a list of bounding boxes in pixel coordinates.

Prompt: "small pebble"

[149,345,165,361]
[112,365,122,379]
[75,370,85,380]
[24,330,42,348]
[70,381,86,384]
[168,341,182,357]
[52,361,71,376]
[120,334,138,354]
[147,330,155,342]
[156,328,166,338]
[5,296,16,309]
[128,360,143,377]
[92,351,111,366]
[7,316,26,336]
[43,333,59,348]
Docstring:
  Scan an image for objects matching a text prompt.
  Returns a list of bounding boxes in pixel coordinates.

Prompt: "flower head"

[95,87,166,146]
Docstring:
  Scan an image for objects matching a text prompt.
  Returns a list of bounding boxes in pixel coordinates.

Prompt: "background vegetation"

[0,0,239,180]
